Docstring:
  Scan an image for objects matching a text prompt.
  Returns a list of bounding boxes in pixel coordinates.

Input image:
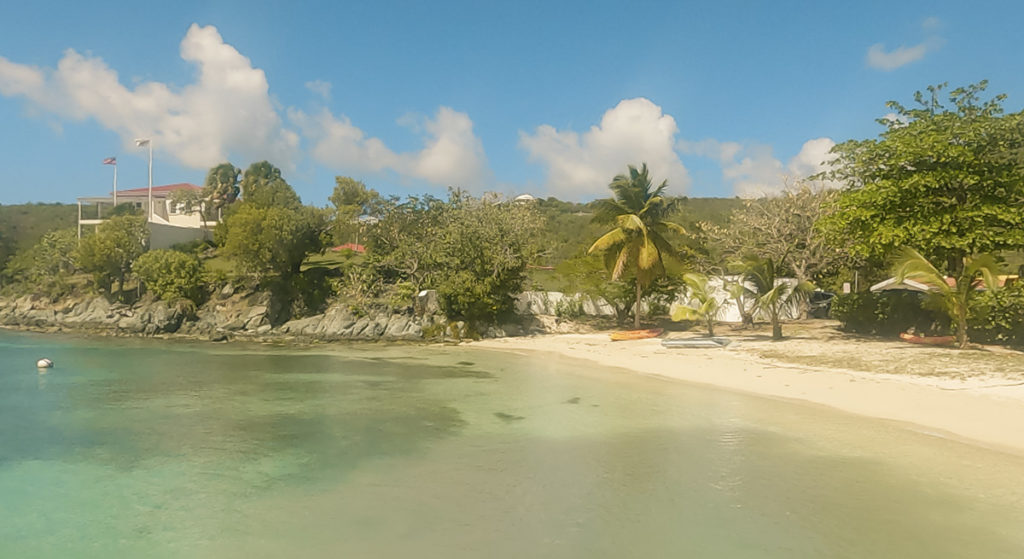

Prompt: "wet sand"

[470,323,1024,455]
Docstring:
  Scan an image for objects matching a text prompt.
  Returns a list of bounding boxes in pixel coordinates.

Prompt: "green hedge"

[967,284,1024,347]
[831,291,949,337]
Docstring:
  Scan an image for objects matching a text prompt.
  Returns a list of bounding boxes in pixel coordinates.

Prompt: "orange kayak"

[610,328,664,341]
[899,332,956,346]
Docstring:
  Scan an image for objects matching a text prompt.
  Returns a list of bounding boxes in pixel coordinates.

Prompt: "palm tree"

[671,273,722,336]
[588,163,686,329]
[723,277,755,328]
[892,247,999,348]
[202,162,241,221]
[740,255,814,340]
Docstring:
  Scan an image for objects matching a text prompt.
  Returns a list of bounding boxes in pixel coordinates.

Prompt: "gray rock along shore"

[0,290,613,343]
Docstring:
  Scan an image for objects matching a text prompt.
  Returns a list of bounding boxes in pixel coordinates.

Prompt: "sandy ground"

[470,321,1024,455]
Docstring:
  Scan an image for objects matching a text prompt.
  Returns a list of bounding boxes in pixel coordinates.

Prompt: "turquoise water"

[2,330,1024,558]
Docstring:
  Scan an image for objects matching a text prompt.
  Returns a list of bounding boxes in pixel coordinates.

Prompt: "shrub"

[967,284,1024,347]
[555,296,585,319]
[133,249,205,304]
[831,291,949,337]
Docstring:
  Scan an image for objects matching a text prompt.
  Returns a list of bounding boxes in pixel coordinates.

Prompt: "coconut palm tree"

[671,273,723,336]
[892,247,999,348]
[588,164,686,329]
[740,255,814,340]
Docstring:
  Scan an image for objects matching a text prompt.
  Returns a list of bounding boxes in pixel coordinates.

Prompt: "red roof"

[113,183,202,197]
[330,243,366,253]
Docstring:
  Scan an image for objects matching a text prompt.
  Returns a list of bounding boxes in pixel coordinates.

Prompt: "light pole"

[135,138,152,221]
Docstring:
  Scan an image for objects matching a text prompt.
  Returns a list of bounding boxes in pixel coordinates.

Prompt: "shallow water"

[1,330,1023,558]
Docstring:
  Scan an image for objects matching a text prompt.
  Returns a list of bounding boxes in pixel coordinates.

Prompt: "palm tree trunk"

[706,317,715,337]
[771,310,782,340]
[634,280,642,329]
[956,310,968,349]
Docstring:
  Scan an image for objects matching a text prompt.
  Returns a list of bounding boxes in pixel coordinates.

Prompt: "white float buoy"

[36,358,53,369]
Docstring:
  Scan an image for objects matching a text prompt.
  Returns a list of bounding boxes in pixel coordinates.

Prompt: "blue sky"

[1,0,1022,204]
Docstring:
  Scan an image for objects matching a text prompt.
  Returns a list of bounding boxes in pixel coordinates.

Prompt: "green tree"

[820,81,1024,274]
[739,255,814,340]
[555,255,637,325]
[222,204,325,280]
[3,228,78,295]
[133,249,205,303]
[588,163,686,328]
[432,192,543,322]
[892,247,999,348]
[240,161,301,209]
[670,273,723,336]
[202,162,241,218]
[330,176,380,244]
[365,190,543,323]
[75,215,148,295]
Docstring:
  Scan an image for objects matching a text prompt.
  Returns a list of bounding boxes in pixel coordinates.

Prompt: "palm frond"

[612,241,637,280]
[616,213,646,233]
[588,228,627,254]
[638,236,660,271]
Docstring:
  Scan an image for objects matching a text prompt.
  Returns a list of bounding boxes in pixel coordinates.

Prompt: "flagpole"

[113,162,118,207]
[135,138,153,222]
[147,141,153,222]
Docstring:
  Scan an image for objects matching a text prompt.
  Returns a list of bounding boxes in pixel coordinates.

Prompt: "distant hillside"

[535,196,743,266]
[0,203,78,271]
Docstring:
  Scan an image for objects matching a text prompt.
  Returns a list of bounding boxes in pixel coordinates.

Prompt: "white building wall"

[148,222,211,250]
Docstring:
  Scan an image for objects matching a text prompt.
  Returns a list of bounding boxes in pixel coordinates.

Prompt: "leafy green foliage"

[132,249,205,303]
[588,163,686,328]
[203,162,241,215]
[0,203,77,275]
[330,176,380,244]
[738,255,815,339]
[75,215,148,294]
[892,247,999,347]
[831,291,949,336]
[967,283,1024,347]
[554,255,635,324]
[670,273,722,336]
[3,228,78,296]
[240,161,301,209]
[820,81,1024,271]
[222,204,327,281]
[365,190,543,323]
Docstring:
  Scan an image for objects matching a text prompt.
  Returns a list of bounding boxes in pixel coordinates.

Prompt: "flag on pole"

[102,157,117,165]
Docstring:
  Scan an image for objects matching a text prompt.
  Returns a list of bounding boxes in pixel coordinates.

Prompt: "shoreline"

[469,331,1024,456]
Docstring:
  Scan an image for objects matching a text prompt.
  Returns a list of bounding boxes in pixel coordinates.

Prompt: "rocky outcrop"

[0,288,605,343]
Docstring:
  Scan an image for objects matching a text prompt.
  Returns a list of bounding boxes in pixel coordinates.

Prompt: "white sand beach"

[470,322,1024,455]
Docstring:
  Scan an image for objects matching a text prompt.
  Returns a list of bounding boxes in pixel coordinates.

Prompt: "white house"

[77,183,218,249]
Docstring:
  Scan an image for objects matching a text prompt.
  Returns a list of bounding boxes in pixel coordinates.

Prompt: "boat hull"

[899,332,956,346]
[610,328,664,341]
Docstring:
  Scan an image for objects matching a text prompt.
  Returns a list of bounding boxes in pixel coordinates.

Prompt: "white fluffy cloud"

[681,137,836,197]
[866,17,942,71]
[866,42,930,71]
[291,106,491,188]
[519,98,690,198]
[0,24,298,169]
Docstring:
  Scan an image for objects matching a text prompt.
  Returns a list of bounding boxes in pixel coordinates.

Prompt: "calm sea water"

[1,329,1024,558]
